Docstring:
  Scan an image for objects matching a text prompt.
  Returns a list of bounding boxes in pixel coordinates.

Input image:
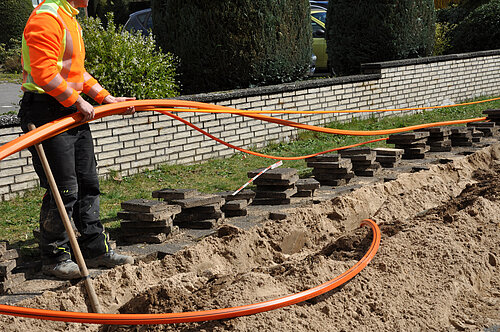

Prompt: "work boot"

[42,259,81,280]
[86,250,134,268]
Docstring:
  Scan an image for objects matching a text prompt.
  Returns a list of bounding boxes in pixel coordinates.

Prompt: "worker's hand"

[75,95,95,122]
[103,95,136,115]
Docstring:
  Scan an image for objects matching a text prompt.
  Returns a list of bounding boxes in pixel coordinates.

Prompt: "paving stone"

[0,249,19,262]
[313,170,355,180]
[121,199,173,213]
[224,209,248,217]
[311,164,353,174]
[121,232,168,244]
[386,131,429,144]
[252,198,291,205]
[171,194,225,209]
[306,153,341,162]
[0,242,7,254]
[467,122,496,128]
[306,159,351,169]
[295,178,320,191]
[344,153,376,162]
[174,209,224,223]
[152,188,199,200]
[376,155,400,164]
[222,200,248,211]
[120,219,173,230]
[117,206,181,222]
[0,273,25,294]
[254,184,295,192]
[255,187,298,199]
[292,190,315,197]
[373,148,404,156]
[0,260,16,277]
[403,153,426,159]
[216,190,255,202]
[314,178,350,186]
[174,218,222,229]
[247,168,297,180]
[338,147,372,155]
[253,175,299,186]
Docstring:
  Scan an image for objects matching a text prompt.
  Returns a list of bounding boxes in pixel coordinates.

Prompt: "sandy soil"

[0,145,499,332]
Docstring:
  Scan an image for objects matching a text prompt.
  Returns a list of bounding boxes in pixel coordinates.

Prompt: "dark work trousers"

[18,92,109,265]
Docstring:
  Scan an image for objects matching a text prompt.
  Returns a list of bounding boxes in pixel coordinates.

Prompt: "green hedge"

[448,0,500,53]
[151,0,312,94]
[89,0,132,25]
[0,0,33,47]
[327,0,436,76]
[81,14,178,100]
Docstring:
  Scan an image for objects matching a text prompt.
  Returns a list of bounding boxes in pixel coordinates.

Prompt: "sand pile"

[1,145,499,332]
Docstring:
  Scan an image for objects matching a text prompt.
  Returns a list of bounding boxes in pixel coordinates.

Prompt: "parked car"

[311,7,332,73]
[310,1,328,9]
[124,8,153,36]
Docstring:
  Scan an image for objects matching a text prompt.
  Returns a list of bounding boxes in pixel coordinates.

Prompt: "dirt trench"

[1,145,499,332]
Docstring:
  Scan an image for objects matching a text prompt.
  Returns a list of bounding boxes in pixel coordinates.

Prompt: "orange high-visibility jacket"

[22,0,109,107]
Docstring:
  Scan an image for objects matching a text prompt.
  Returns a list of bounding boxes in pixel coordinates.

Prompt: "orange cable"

[0,219,380,324]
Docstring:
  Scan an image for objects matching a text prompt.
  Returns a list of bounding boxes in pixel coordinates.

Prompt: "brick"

[247,168,297,180]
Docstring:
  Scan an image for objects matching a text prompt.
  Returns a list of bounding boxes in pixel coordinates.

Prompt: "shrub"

[327,0,436,76]
[151,0,312,94]
[89,0,133,25]
[0,39,22,73]
[81,14,178,100]
[448,0,500,53]
[0,0,33,47]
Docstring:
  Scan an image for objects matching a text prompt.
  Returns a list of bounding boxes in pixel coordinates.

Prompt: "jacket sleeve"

[83,71,110,104]
[23,13,80,107]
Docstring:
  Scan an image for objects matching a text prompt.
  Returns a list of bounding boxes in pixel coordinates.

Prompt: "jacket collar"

[46,0,79,17]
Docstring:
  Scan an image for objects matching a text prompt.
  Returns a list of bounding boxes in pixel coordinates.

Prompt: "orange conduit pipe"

[0,99,488,162]
[0,218,380,324]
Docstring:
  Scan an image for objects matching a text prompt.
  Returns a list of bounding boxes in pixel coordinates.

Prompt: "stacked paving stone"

[216,190,255,217]
[449,127,473,147]
[292,178,321,197]
[386,131,430,159]
[247,168,298,205]
[0,241,24,294]
[338,147,381,177]
[416,127,452,152]
[483,109,500,125]
[118,199,181,243]
[466,127,484,143]
[306,153,354,186]
[153,188,225,229]
[373,148,404,168]
[467,122,497,139]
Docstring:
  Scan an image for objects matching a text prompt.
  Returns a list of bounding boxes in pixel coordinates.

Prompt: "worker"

[19,0,135,280]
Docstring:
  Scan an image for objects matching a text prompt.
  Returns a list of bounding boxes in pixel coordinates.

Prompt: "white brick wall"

[1,50,500,201]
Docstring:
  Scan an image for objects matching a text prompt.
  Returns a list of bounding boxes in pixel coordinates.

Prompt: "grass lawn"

[0,95,497,251]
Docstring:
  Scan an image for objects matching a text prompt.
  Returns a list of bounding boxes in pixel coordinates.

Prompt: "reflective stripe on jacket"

[22,0,109,107]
